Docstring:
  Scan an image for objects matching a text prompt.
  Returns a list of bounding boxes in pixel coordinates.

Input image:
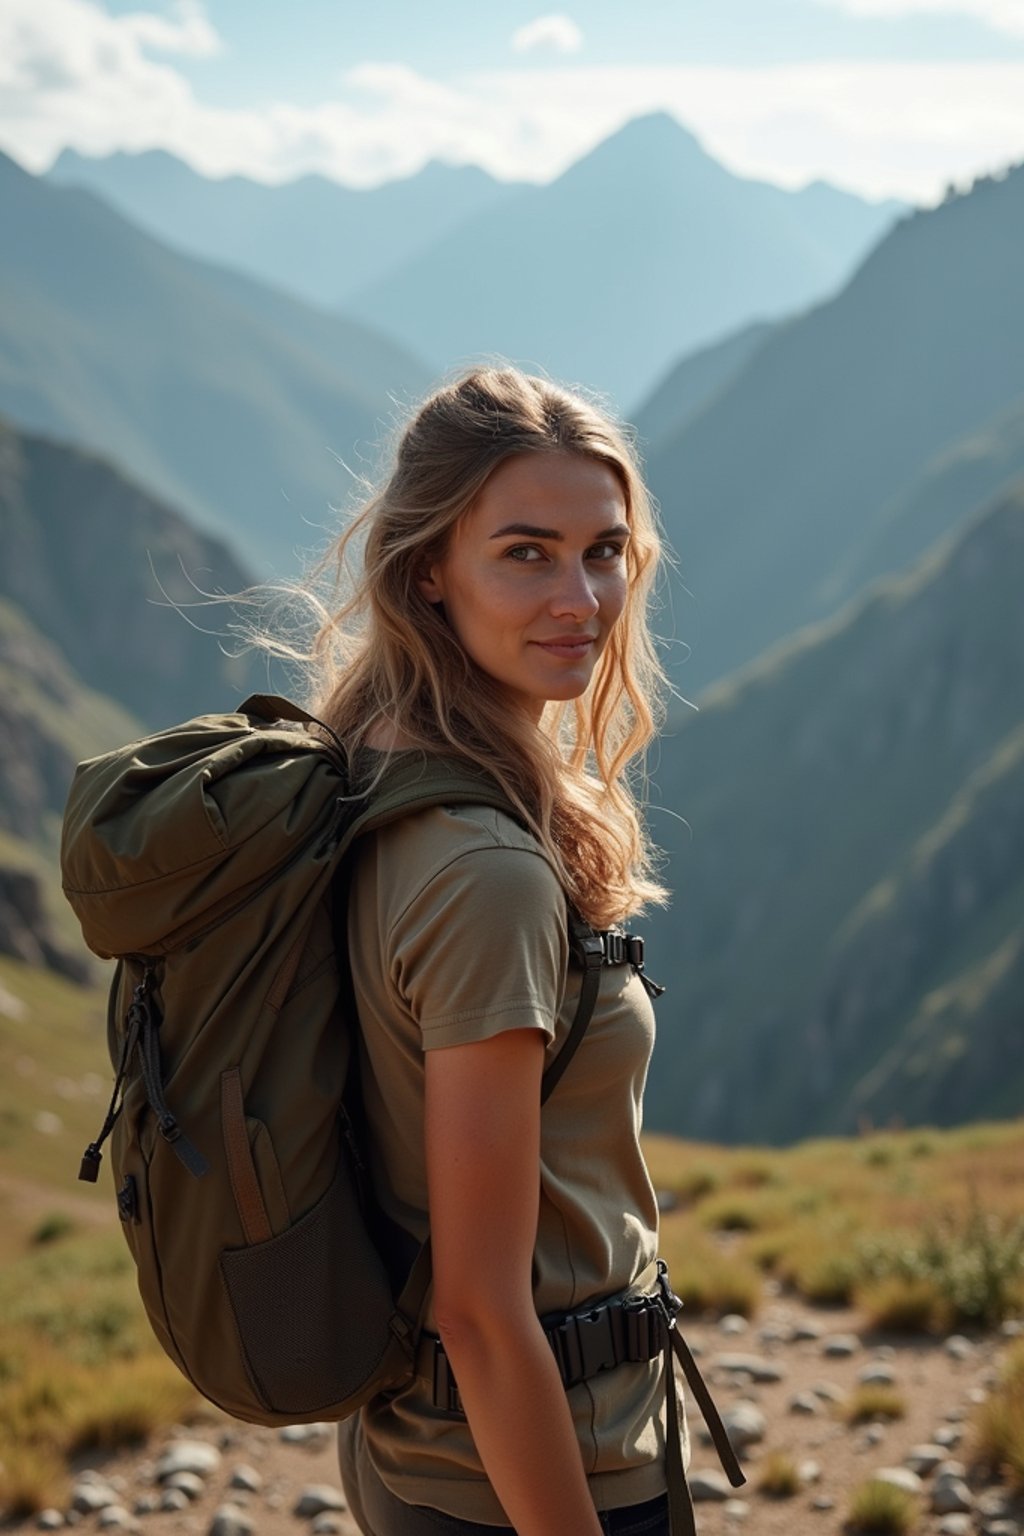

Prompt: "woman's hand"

[425,1027,604,1536]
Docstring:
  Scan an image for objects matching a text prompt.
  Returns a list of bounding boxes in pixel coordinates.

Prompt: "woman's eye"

[589,542,625,561]
[505,544,544,562]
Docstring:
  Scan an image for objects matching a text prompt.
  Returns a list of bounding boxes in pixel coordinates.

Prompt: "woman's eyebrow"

[489,522,630,541]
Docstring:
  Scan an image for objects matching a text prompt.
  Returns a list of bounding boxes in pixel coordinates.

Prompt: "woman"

[309,367,685,1536]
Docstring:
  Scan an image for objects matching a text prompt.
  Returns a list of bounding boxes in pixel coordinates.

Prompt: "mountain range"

[47,115,902,410]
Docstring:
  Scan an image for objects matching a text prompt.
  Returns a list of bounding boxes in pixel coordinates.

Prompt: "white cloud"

[810,0,1024,40]
[511,14,583,55]
[122,0,221,58]
[1,0,1022,205]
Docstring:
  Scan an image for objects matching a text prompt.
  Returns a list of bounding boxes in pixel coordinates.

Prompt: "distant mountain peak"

[559,110,720,186]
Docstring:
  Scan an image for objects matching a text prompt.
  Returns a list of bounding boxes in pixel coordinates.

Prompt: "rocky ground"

[17,1290,1024,1536]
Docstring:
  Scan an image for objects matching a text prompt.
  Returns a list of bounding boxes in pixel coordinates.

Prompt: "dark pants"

[338,1416,670,1536]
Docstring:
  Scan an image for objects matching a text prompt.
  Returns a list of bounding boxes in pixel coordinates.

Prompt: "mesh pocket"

[220,1155,399,1416]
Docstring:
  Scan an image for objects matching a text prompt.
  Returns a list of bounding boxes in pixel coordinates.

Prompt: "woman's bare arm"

[425,1028,604,1536]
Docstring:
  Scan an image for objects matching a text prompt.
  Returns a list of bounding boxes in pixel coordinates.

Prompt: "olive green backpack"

[60,695,602,1426]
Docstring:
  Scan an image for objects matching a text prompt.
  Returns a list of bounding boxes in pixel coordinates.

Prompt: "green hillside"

[645,162,1024,694]
[643,481,1024,1141]
[0,154,430,573]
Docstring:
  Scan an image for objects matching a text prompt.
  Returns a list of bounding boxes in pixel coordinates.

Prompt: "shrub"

[0,1441,67,1520]
[858,1201,1024,1328]
[846,1477,920,1534]
[856,1274,946,1334]
[31,1212,76,1246]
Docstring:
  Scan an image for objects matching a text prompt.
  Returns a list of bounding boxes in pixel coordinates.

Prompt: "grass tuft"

[841,1385,907,1424]
[970,1337,1024,1490]
[31,1212,77,1246]
[757,1452,801,1498]
[0,1441,68,1520]
[856,1274,946,1333]
[845,1477,920,1534]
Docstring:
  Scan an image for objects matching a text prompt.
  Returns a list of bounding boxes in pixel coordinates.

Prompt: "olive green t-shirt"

[346,801,680,1524]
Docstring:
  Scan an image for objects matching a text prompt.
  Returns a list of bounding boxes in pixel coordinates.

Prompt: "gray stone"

[822,1334,859,1357]
[935,1461,967,1480]
[208,1505,252,1536]
[160,1490,190,1513]
[904,1444,946,1475]
[945,1335,974,1360]
[874,1468,924,1495]
[689,1470,731,1502]
[97,1509,134,1530]
[165,1473,205,1501]
[230,1467,263,1494]
[720,1313,749,1335]
[938,1517,973,1536]
[714,1353,785,1383]
[723,1402,767,1447]
[758,1324,792,1346]
[799,1461,822,1485]
[312,1520,342,1536]
[857,1364,896,1386]
[792,1320,823,1342]
[37,1512,64,1531]
[71,1485,118,1515]
[999,1319,1023,1338]
[978,1491,1011,1518]
[280,1422,331,1447]
[812,1495,835,1512]
[968,1385,989,1404]
[857,1425,887,1449]
[934,1425,963,1448]
[723,1500,749,1520]
[132,1498,159,1516]
[982,1522,1021,1536]
[931,1479,973,1515]
[945,1406,968,1422]
[294,1486,348,1519]
[789,1392,822,1415]
[811,1380,846,1403]
[156,1442,222,1480]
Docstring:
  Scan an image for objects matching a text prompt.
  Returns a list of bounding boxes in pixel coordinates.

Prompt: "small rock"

[208,1505,252,1536]
[165,1473,205,1501]
[133,1498,159,1517]
[822,1334,859,1357]
[719,1314,749,1335]
[945,1406,968,1422]
[935,1461,967,1480]
[789,1392,822,1415]
[934,1425,963,1448]
[64,1516,81,1528]
[999,1319,1023,1338]
[715,1353,785,1383]
[799,1461,822,1485]
[229,1467,263,1494]
[945,1335,974,1360]
[723,1499,749,1520]
[280,1423,331,1447]
[977,1491,1011,1518]
[858,1364,896,1386]
[938,1517,973,1536]
[312,1520,342,1536]
[160,1490,190,1513]
[811,1380,846,1403]
[689,1470,731,1502]
[968,1386,989,1404]
[294,1486,348,1519]
[792,1320,822,1342]
[97,1509,134,1530]
[931,1479,973,1515]
[982,1521,1021,1536]
[856,1426,887,1450]
[874,1469,923,1495]
[873,1344,896,1359]
[37,1512,64,1531]
[723,1402,767,1447]
[758,1324,792,1346]
[904,1445,946,1476]
[71,1485,118,1515]
[156,1442,222,1480]
[812,1495,835,1512]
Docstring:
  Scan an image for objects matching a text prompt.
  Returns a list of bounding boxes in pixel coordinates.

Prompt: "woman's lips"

[533,637,597,657]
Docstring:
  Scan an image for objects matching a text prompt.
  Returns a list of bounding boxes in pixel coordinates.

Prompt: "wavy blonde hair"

[309,366,667,927]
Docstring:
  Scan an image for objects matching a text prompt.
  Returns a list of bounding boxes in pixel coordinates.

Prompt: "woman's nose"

[550,561,600,619]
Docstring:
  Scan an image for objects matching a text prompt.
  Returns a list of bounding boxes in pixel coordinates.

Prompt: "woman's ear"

[415,558,445,605]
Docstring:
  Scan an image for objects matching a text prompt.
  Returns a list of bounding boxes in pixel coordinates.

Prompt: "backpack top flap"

[61,708,345,960]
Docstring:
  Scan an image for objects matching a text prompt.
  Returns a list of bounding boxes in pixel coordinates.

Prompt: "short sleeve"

[388,841,568,1051]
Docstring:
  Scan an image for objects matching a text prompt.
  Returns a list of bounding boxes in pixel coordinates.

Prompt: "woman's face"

[417,451,630,722]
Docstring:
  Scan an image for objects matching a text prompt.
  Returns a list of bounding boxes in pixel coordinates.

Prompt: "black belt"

[420,1283,668,1416]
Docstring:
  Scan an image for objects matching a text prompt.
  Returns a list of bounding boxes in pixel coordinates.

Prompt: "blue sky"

[4,0,1024,202]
